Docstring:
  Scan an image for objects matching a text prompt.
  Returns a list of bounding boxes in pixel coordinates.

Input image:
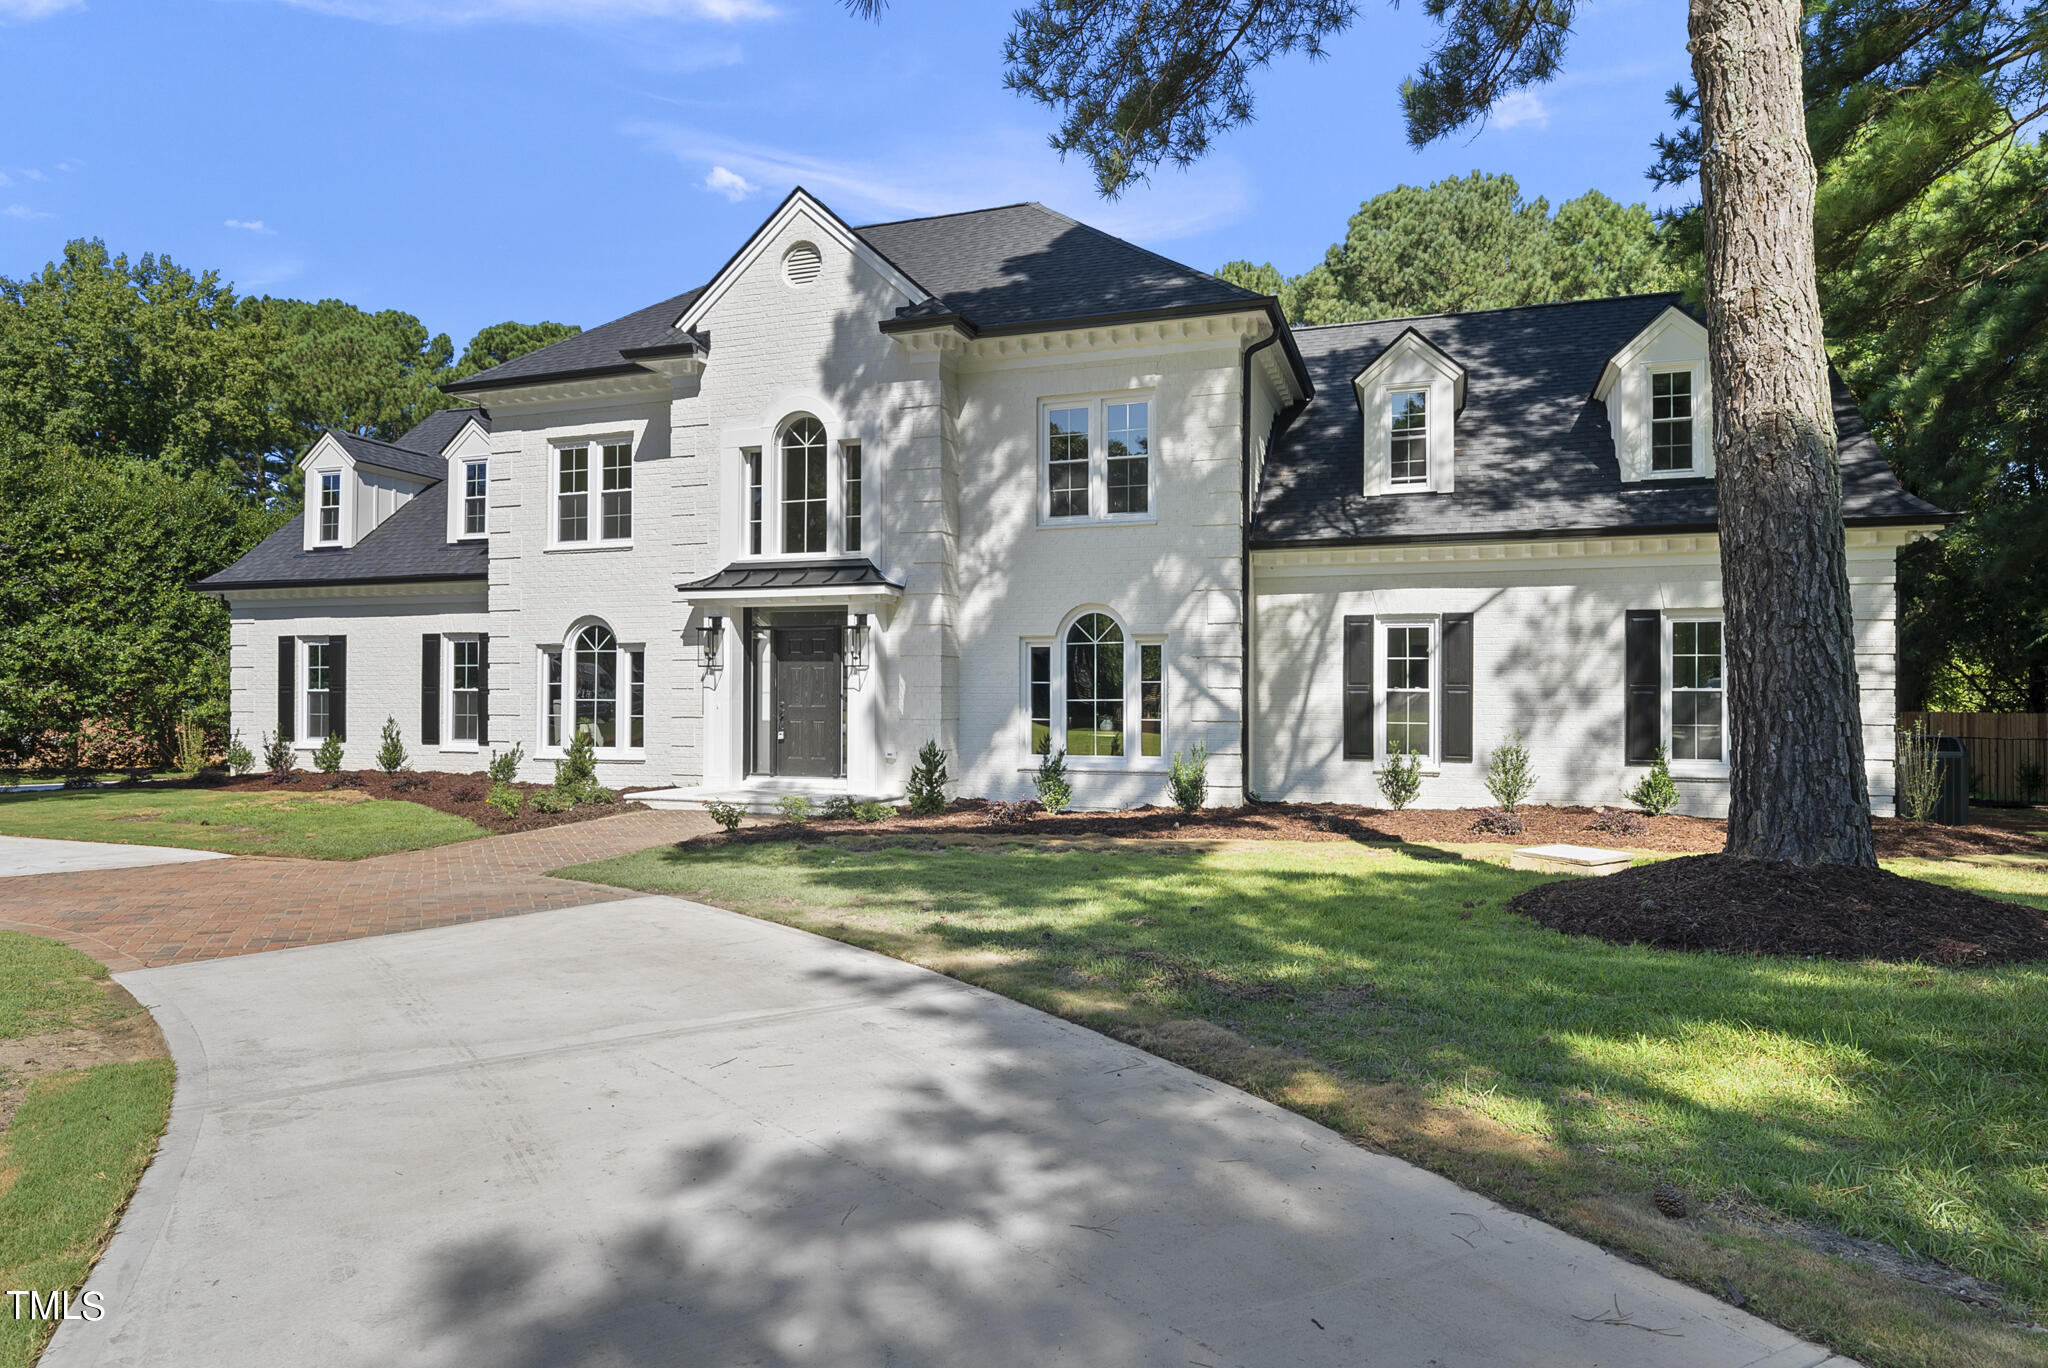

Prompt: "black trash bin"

[1931,735,1971,826]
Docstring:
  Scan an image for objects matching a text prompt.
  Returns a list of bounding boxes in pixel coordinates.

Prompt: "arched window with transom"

[1026,611,1165,765]
[780,416,828,554]
[1065,613,1124,757]
[541,622,645,753]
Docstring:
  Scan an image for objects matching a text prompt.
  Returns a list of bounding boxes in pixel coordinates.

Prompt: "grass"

[0,785,486,859]
[564,834,2048,1368]
[0,932,174,1368]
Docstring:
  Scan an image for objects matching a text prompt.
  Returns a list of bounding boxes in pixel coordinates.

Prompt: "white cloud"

[22,167,46,181]
[269,0,774,22]
[225,218,277,234]
[703,166,756,202]
[0,0,83,20]
[627,122,1250,243]
[1491,90,1550,131]
[3,204,51,220]
[0,171,9,187]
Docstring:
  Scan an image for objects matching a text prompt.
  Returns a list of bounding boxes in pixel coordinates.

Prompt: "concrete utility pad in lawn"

[0,834,229,878]
[54,897,1854,1368]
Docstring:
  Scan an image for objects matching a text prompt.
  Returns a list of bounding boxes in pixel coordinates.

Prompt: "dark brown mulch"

[210,770,644,834]
[1508,853,2048,965]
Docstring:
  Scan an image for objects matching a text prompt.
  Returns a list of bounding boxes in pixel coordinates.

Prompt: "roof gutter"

[1247,509,1956,553]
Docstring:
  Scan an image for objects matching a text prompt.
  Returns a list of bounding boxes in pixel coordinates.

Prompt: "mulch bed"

[1508,854,2048,965]
[209,769,644,835]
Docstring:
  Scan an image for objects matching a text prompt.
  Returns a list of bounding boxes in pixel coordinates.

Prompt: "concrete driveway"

[0,835,228,878]
[49,896,1854,1368]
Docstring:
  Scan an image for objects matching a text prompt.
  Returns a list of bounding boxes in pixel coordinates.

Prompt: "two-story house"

[200,189,1945,814]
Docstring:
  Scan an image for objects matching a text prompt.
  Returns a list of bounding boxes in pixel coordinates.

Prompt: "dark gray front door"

[772,623,842,777]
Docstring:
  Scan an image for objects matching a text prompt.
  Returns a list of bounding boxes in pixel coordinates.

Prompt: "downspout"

[1241,324,1281,805]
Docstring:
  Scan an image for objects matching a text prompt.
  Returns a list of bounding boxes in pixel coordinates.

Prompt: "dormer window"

[317,472,341,544]
[462,460,488,536]
[1389,391,1430,485]
[1651,371,1694,472]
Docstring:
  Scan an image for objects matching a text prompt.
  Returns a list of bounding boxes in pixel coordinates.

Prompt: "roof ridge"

[854,201,1041,231]
[1287,290,1687,332]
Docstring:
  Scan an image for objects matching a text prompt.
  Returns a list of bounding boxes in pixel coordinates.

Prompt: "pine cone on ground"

[1652,1181,1689,1219]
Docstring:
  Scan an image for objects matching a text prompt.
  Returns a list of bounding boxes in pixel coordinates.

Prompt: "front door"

[771,622,842,777]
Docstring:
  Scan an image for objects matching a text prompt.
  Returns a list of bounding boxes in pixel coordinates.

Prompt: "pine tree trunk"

[1691,0,1877,867]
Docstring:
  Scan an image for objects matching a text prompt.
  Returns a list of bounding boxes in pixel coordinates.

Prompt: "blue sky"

[2,0,1692,348]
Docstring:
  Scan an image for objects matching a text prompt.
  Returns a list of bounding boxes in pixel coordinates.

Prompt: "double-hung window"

[1651,371,1694,472]
[1384,623,1433,757]
[541,626,645,753]
[305,640,332,740]
[317,472,341,544]
[1041,395,1154,523]
[450,637,482,743]
[462,461,488,537]
[556,440,632,545]
[1025,614,1166,764]
[1669,618,1724,762]
[1389,391,1429,486]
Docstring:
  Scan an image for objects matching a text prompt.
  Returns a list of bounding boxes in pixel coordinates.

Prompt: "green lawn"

[0,786,486,859]
[0,933,174,1368]
[564,835,2048,1368]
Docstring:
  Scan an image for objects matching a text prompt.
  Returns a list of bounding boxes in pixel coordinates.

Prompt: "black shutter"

[277,636,295,742]
[1441,612,1473,763]
[1625,610,1661,764]
[328,636,348,743]
[477,634,490,746]
[421,634,441,746]
[1343,615,1374,760]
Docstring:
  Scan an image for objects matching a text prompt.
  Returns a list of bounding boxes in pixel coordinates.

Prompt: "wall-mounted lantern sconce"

[695,614,724,667]
[844,612,870,668]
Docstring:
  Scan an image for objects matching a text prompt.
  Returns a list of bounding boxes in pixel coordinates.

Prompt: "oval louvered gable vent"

[782,242,822,287]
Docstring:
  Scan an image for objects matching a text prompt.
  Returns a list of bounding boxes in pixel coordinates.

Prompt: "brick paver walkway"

[0,810,714,971]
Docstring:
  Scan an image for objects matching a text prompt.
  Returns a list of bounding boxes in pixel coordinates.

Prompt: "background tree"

[453,319,581,381]
[881,0,1892,865]
[1221,174,1683,324]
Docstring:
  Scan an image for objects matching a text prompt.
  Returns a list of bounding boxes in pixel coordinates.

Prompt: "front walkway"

[0,810,713,970]
[47,897,1855,1368]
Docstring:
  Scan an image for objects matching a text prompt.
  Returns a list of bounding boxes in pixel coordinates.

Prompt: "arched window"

[543,624,645,752]
[780,417,828,554]
[1064,613,1124,757]
[574,624,618,747]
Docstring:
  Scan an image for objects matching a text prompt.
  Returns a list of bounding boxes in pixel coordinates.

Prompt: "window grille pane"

[1063,613,1124,756]
[1385,625,1431,755]
[1140,643,1162,757]
[545,650,563,749]
[318,473,341,542]
[745,449,763,555]
[629,650,644,749]
[780,419,827,553]
[1029,645,1051,755]
[1048,407,1089,518]
[601,443,632,539]
[844,443,863,552]
[1390,392,1429,484]
[464,462,487,536]
[1107,401,1149,514]
[451,638,481,742]
[1652,371,1694,470]
[1670,617,1724,761]
[575,626,617,748]
[558,447,588,541]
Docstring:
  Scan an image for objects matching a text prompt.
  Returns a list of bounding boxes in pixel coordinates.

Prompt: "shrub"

[853,800,893,823]
[1894,722,1943,822]
[907,740,950,815]
[1483,730,1536,814]
[1167,742,1209,814]
[555,726,598,791]
[531,786,574,814]
[821,794,859,821]
[487,744,524,785]
[1624,746,1682,817]
[376,716,409,775]
[1470,807,1524,837]
[262,730,296,780]
[982,798,1040,824]
[485,782,524,817]
[174,715,210,774]
[1376,747,1422,811]
[776,794,813,827]
[312,731,344,775]
[704,800,745,831]
[223,732,254,775]
[449,785,482,804]
[1034,749,1073,815]
[1586,808,1647,838]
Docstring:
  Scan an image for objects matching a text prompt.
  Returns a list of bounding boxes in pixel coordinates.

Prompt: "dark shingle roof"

[396,406,487,458]
[198,482,486,592]
[443,199,1271,395]
[678,558,902,594]
[328,431,449,482]
[1252,293,1945,547]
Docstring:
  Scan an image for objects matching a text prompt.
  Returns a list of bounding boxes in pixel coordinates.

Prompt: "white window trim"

[1376,615,1441,773]
[1018,618,1169,772]
[533,631,648,762]
[1354,331,1462,497]
[296,636,332,752]
[1642,363,1708,480]
[442,634,483,752]
[313,471,345,546]
[455,459,489,542]
[1036,392,1160,528]
[733,418,874,563]
[1387,387,1432,488]
[547,435,636,551]
[1662,611,1729,777]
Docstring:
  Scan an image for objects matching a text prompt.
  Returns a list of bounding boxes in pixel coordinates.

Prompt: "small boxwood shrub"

[853,799,893,823]
[776,794,813,827]
[312,731,344,775]
[705,800,745,831]
[531,786,574,814]
[821,794,859,821]
[1625,746,1682,817]
[1376,747,1422,811]
[487,745,524,785]
[485,782,524,817]
[1483,730,1536,814]
[1167,742,1209,814]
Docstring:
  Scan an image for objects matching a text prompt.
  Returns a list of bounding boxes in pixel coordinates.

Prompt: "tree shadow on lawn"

[609,836,2048,1312]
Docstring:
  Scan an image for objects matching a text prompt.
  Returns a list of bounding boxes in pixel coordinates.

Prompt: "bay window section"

[1385,624,1432,757]
[781,418,828,554]
[1670,618,1724,762]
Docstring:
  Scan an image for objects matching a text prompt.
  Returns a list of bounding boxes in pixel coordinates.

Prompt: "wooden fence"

[1897,712,2048,803]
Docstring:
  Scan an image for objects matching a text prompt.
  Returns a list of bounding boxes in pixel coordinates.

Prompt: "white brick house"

[201,189,1945,814]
